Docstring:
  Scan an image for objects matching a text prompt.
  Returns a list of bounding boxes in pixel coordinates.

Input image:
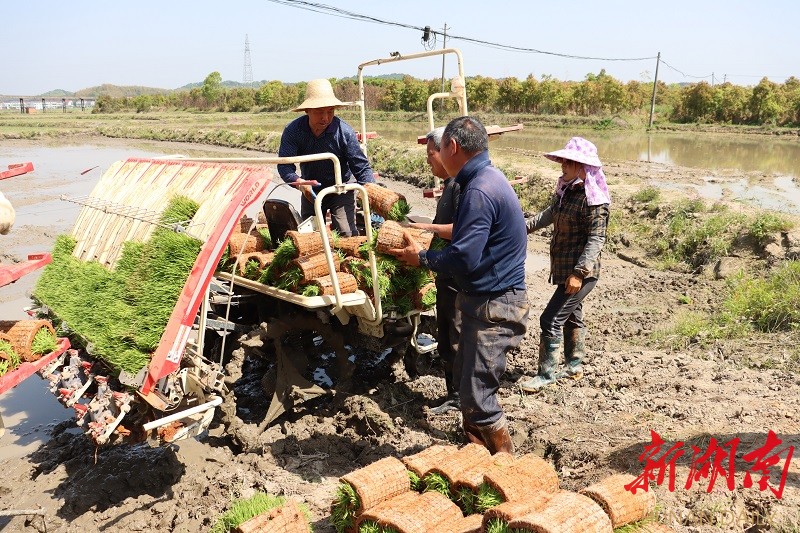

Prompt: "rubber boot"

[559,326,585,380]
[518,336,561,392]
[477,418,514,455]
[429,369,460,415]
[463,420,485,446]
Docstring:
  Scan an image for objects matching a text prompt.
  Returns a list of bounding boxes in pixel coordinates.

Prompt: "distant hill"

[73,84,171,98]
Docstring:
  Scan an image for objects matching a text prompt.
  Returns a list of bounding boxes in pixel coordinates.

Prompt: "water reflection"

[368,121,800,179]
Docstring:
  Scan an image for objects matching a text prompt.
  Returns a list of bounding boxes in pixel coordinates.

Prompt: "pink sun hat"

[544,136,603,168]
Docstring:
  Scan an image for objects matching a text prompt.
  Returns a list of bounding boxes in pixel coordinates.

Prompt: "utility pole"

[243,34,253,85]
[648,51,660,129]
[440,23,448,95]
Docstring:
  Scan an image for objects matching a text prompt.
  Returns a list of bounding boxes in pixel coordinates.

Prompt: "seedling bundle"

[0,320,57,375]
[330,446,660,533]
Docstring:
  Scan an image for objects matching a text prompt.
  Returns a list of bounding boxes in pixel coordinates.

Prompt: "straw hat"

[544,136,603,167]
[292,78,346,111]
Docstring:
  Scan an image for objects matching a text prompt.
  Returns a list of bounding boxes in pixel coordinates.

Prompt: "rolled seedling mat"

[0,320,56,362]
[427,443,491,491]
[579,473,656,528]
[286,230,332,258]
[340,456,411,515]
[235,499,310,533]
[375,221,434,255]
[508,490,613,533]
[336,236,368,258]
[228,231,267,255]
[412,282,437,309]
[438,513,483,533]
[357,490,462,533]
[453,451,515,494]
[311,272,358,295]
[483,453,559,503]
[293,252,341,283]
[401,444,459,479]
[236,252,275,276]
[481,495,555,529]
[365,183,407,220]
[238,215,255,234]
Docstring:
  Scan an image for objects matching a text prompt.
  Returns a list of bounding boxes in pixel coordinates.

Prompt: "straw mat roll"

[508,491,612,533]
[401,444,458,478]
[340,456,410,513]
[579,473,656,528]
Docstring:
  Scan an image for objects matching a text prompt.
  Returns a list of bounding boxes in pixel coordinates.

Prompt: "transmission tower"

[243,34,253,85]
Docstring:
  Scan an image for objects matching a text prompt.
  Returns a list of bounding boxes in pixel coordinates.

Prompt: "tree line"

[93,70,800,127]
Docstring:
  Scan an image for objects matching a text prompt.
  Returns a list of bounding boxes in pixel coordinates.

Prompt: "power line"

[658,58,712,80]
[264,0,655,62]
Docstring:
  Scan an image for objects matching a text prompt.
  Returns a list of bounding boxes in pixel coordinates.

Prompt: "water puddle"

[652,175,800,214]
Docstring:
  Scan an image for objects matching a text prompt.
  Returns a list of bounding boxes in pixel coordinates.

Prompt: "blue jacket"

[277,115,375,192]
[425,151,527,294]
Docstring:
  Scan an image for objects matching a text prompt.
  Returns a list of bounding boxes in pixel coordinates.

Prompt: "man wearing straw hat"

[278,78,376,237]
[389,116,529,455]
[0,191,14,235]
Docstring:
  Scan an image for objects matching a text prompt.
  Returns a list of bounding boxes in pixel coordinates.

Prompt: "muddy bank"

[0,137,798,532]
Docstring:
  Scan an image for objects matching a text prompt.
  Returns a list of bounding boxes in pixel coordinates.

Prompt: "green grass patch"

[34,196,202,375]
[719,262,800,332]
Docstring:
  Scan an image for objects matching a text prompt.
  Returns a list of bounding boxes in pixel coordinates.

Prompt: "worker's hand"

[299,184,315,203]
[565,274,582,295]
[387,229,422,266]
[0,192,14,235]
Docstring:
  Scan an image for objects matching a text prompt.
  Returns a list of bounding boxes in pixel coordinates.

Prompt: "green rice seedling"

[408,470,423,492]
[243,258,262,280]
[455,486,478,515]
[331,482,361,533]
[422,472,451,498]
[31,328,58,356]
[429,235,448,251]
[255,226,272,249]
[475,482,504,513]
[0,360,9,376]
[209,492,288,533]
[260,238,297,284]
[359,521,382,533]
[484,518,511,533]
[420,286,437,309]
[0,339,20,372]
[34,196,203,376]
[302,285,321,297]
[394,294,414,316]
[275,265,303,292]
[386,199,411,222]
[358,231,378,257]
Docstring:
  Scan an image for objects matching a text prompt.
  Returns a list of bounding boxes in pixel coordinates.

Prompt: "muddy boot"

[463,420,485,446]
[477,418,514,455]
[559,326,585,380]
[429,369,460,415]
[518,336,561,392]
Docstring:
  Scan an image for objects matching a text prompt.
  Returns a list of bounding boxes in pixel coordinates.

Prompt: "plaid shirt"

[527,182,609,284]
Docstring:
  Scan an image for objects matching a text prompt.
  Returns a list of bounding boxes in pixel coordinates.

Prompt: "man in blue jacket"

[277,78,375,236]
[389,116,529,454]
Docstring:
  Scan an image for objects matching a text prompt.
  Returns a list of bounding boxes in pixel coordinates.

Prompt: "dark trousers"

[457,289,529,426]
[539,278,598,338]
[435,278,460,395]
[300,190,358,237]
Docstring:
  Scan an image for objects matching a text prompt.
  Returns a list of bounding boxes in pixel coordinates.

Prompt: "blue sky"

[2,0,797,95]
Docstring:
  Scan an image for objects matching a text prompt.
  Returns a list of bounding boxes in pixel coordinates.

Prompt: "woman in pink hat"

[518,137,610,392]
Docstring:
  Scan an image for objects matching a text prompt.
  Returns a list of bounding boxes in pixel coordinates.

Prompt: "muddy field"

[0,137,799,532]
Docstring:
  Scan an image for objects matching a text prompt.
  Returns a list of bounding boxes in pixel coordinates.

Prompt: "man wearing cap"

[277,78,375,237]
[0,191,14,235]
[389,116,529,455]
[518,137,610,392]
